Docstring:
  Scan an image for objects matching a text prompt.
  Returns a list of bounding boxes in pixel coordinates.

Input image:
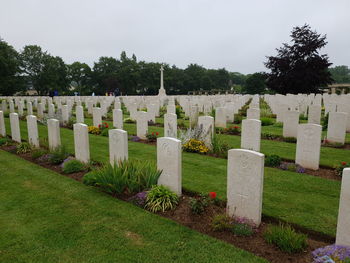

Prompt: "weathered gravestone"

[26,115,39,147]
[308,105,321,125]
[76,106,84,124]
[241,119,261,152]
[0,111,6,137]
[47,119,61,150]
[10,113,21,143]
[113,109,123,129]
[227,149,264,225]
[157,137,182,196]
[295,124,322,170]
[93,107,102,127]
[327,111,347,144]
[215,107,226,128]
[283,111,299,138]
[164,113,177,138]
[336,168,350,246]
[136,111,148,139]
[109,129,128,166]
[198,116,214,148]
[73,123,90,163]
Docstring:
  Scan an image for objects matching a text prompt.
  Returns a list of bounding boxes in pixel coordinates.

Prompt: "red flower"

[234,126,239,129]
[156,132,159,136]
[98,124,101,128]
[105,124,109,128]
[209,192,217,199]
[341,162,347,166]
[152,132,154,135]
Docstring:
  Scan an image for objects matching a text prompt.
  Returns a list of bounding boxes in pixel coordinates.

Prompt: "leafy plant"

[223,126,241,135]
[261,132,279,140]
[124,118,136,123]
[232,223,254,236]
[48,145,70,164]
[62,159,86,174]
[65,117,75,129]
[183,139,209,154]
[210,133,229,158]
[16,142,31,154]
[88,126,101,135]
[0,137,10,146]
[323,113,329,131]
[83,160,161,195]
[265,154,282,167]
[146,132,159,142]
[129,191,148,207]
[189,194,209,214]
[31,148,48,159]
[261,117,274,126]
[101,128,109,137]
[145,185,179,212]
[312,244,350,263]
[335,162,350,177]
[263,224,307,253]
[233,114,243,124]
[211,214,232,231]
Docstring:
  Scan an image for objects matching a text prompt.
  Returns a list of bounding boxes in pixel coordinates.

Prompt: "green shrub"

[233,114,243,124]
[124,118,136,123]
[274,122,283,128]
[31,149,48,159]
[16,142,32,154]
[210,133,230,158]
[48,146,70,164]
[175,105,182,119]
[265,154,282,167]
[63,159,86,174]
[261,132,279,140]
[101,128,109,137]
[283,137,297,143]
[263,224,307,253]
[322,113,329,131]
[189,195,209,214]
[0,137,10,146]
[232,223,254,236]
[83,160,161,195]
[145,185,179,212]
[261,117,274,126]
[211,214,232,231]
[65,118,75,129]
[177,119,186,129]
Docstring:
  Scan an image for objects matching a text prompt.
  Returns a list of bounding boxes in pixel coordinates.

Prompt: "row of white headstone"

[1,110,349,246]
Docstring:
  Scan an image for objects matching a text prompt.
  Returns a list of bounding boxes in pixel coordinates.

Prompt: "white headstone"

[215,107,226,128]
[48,119,61,150]
[136,111,148,139]
[164,113,177,138]
[73,123,90,163]
[62,105,69,124]
[113,109,123,129]
[241,119,261,152]
[247,108,260,120]
[76,105,84,124]
[308,105,321,125]
[335,168,350,246]
[327,111,347,144]
[27,102,33,115]
[109,129,128,166]
[157,137,182,196]
[26,115,39,147]
[10,113,21,143]
[227,149,264,225]
[295,124,322,170]
[93,107,102,127]
[283,111,299,138]
[0,111,6,137]
[198,116,214,148]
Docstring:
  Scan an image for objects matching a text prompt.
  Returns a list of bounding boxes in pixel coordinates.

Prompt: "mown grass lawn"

[3,118,341,236]
[0,150,266,263]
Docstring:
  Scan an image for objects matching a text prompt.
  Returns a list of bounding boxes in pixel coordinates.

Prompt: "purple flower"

[129,191,148,207]
[312,244,350,262]
[130,136,141,142]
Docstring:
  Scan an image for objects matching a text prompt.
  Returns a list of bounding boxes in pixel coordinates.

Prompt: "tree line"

[1,25,349,96]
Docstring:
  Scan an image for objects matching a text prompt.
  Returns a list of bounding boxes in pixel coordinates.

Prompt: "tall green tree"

[329,65,350,83]
[68,62,92,94]
[245,72,267,94]
[92,56,120,95]
[20,45,68,95]
[265,24,333,94]
[0,39,23,95]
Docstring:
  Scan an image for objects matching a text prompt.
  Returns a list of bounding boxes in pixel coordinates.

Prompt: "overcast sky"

[1,0,349,74]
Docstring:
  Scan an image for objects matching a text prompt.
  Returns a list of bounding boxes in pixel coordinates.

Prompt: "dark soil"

[160,196,329,263]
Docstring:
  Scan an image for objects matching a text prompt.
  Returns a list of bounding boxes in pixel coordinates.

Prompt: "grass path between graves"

[4,118,341,236]
[0,150,266,263]
[83,117,350,168]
